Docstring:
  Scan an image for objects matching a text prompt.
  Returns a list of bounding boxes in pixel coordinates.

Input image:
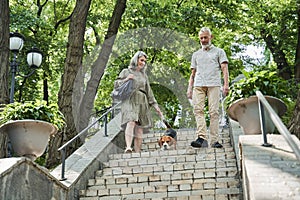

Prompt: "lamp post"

[9,32,43,103]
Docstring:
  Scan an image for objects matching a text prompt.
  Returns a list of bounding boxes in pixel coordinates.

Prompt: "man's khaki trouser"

[192,86,220,143]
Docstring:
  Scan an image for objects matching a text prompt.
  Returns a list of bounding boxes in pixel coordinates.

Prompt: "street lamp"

[9,32,43,103]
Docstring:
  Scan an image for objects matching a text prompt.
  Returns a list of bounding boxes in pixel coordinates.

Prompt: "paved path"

[79,126,242,200]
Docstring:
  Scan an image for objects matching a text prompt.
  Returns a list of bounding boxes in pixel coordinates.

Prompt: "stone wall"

[0,157,68,199]
[0,113,125,200]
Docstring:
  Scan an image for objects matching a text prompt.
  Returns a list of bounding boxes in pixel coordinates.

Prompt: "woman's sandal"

[124,147,133,153]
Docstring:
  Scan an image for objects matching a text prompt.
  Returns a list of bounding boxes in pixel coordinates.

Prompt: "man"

[187,27,229,148]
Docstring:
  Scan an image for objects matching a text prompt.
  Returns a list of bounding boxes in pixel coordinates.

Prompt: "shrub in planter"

[0,100,65,130]
[225,69,289,111]
[0,101,65,161]
[225,69,298,134]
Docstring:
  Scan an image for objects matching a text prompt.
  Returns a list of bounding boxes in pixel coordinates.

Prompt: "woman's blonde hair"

[129,51,147,72]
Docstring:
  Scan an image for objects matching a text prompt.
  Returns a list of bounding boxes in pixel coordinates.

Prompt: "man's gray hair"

[199,27,212,36]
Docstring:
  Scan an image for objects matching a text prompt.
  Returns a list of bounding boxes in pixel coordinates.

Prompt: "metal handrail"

[256,91,300,162]
[57,101,121,180]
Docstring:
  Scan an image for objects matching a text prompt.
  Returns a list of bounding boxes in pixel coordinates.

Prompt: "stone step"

[79,128,242,200]
[98,159,238,178]
[80,192,240,200]
[89,167,239,186]
[106,147,236,163]
[80,182,241,199]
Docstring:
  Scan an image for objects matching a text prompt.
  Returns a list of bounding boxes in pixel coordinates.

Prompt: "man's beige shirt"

[191,45,228,87]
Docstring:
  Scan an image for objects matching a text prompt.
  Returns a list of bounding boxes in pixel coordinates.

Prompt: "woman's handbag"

[111,79,134,101]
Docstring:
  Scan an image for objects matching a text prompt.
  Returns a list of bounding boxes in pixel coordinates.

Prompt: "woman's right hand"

[126,74,134,81]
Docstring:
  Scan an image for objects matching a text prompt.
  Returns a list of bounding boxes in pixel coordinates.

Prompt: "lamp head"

[9,32,25,53]
[27,47,43,68]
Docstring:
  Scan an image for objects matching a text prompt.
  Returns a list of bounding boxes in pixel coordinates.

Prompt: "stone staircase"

[79,127,242,200]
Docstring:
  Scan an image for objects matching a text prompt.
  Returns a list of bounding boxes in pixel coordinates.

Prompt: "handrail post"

[60,148,67,181]
[257,94,272,147]
[256,90,300,161]
[104,114,108,137]
[111,103,115,118]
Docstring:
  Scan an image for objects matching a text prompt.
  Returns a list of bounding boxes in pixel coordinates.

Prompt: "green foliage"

[150,83,180,127]
[9,0,72,103]
[225,69,289,110]
[225,68,300,126]
[0,101,65,130]
[7,0,300,130]
[34,154,47,166]
[281,98,297,126]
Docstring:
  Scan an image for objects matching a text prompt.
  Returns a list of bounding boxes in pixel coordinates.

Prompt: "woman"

[115,51,163,153]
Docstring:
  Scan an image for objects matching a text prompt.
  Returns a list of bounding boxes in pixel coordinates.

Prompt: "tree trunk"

[77,0,127,132]
[260,28,292,80]
[0,0,10,105]
[289,90,300,139]
[295,4,300,82]
[47,0,92,167]
[0,0,10,158]
[289,4,300,139]
[45,130,65,168]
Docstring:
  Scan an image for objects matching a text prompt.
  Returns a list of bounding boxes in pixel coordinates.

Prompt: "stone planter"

[227,96,287,134]
[0,120,57,160]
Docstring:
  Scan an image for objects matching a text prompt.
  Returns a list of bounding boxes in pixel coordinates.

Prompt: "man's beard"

[201,41,212,50]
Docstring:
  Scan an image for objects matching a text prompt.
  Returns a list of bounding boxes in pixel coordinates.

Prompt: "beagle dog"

[158,120,177,150]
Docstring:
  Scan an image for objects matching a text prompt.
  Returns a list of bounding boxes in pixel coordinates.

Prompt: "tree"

[49,0,127,166]
[0,0,10,105]
[76,0,127,132]
[296,4,300,81]
[236,0,298,80]
[289,2,300,137]
[0,0,10,158]
[289,90,300,138]
[47,0,92,167]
